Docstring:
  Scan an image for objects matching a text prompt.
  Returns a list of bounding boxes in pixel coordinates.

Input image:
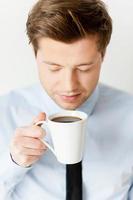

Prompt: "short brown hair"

[26,0,112,56]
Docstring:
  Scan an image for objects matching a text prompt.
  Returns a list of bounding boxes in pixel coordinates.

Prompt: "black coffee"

[51,116,82,123]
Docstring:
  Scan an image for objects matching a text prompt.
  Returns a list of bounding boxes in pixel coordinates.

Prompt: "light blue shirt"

[0,83,133,200]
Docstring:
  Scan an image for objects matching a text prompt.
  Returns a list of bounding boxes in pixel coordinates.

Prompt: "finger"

[20,137,47,149]
[20,155,43,167]
[32,112,46,125]
[18,147,46,156]
[15,125,46,139]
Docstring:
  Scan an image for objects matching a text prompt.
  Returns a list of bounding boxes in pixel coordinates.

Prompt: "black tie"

[66,161,82,200]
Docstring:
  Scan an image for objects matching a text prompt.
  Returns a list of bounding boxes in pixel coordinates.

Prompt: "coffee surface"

[51,116,82,123]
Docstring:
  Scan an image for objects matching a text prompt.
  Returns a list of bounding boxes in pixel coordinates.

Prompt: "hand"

[10,112,47,167]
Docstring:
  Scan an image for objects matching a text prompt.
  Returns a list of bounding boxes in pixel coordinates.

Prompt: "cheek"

[80,69,101,89]
[89,69,100,82]
[39,68,60,88]
[91,65,101,79]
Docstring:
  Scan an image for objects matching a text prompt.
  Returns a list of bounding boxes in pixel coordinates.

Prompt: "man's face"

[36,36,103,110]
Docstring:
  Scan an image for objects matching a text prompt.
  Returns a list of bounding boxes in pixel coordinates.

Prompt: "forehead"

[37,36,100,63]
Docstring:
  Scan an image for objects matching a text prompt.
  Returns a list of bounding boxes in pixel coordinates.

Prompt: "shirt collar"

[76,85,99,116]
[38,82,99,116]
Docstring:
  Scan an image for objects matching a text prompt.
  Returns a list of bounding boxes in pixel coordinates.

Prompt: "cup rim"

[48,110,88,124]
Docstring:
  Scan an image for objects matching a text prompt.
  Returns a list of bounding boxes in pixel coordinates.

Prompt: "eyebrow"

[42,60,94,67]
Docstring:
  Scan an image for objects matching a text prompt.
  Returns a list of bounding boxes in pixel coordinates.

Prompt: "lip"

[59,94,81,102]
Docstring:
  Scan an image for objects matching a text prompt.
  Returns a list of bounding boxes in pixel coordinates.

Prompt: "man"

[0,0,133,199]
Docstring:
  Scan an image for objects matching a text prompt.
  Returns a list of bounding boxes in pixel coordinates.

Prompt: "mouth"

[58,93,81,102]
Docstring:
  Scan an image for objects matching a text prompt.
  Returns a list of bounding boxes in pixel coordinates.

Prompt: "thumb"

[32,112,46,125]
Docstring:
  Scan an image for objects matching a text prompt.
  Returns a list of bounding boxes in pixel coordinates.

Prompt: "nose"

[62,69,79,94]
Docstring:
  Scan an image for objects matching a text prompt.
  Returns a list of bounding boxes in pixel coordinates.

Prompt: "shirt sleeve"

[0,90,41,199]
[0,148,31,199]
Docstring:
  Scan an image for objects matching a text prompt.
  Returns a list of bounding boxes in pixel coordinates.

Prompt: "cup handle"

[35,120,56,156]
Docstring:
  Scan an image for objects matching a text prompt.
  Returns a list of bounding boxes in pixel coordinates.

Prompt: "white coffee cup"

[35,110,88,164]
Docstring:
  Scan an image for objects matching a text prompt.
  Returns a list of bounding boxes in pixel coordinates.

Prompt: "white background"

[0,0,133,95]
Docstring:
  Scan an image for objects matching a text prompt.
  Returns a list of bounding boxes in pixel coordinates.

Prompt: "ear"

[35,50,41,62]
[101,49,106,61]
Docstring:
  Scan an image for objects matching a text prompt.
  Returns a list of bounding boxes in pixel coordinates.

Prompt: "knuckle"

[36,142,43,149]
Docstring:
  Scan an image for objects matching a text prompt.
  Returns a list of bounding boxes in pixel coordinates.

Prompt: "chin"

[61,105,77,110]
[55,101,82,110]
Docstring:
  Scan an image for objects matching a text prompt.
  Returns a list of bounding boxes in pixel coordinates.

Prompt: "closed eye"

[49,66,62,72]
[77,65,94,72]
